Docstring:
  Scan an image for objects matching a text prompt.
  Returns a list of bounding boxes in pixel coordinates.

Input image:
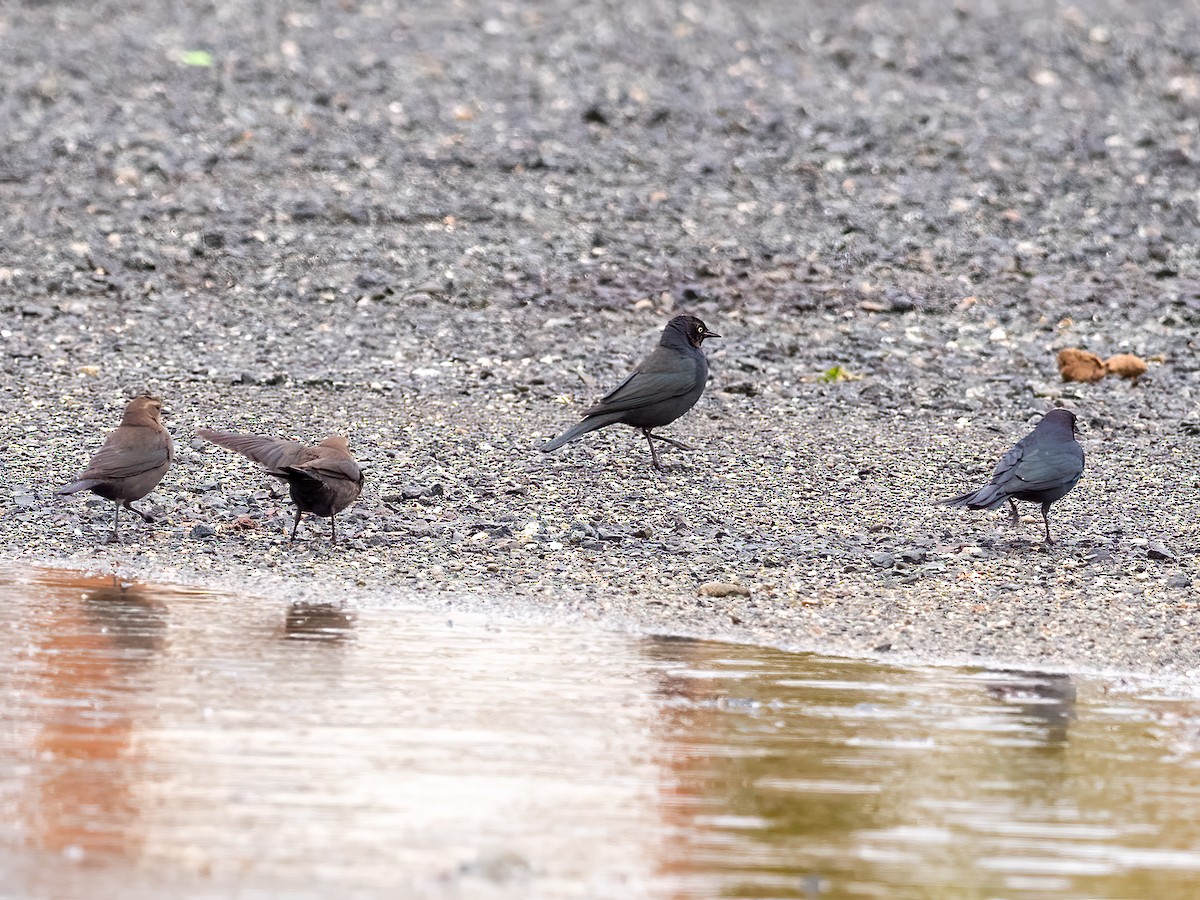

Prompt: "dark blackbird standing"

[941,408,1085,543]
[540,314,719,470]
[58,395,174,543]
[197,428,364,543]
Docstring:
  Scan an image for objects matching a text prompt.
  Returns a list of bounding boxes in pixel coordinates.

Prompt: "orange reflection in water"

[16,571,167,863]
[645,636,727,900]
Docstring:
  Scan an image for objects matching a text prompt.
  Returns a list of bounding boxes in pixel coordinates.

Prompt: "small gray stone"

[567,523,597,544]
[870,552,895,569]
[401,483,444,501]
[190,523,217,539]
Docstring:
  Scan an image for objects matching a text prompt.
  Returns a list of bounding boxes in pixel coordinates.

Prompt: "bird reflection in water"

[985,670,1077,746]
[284,602,354,642]
[19,573,167,863]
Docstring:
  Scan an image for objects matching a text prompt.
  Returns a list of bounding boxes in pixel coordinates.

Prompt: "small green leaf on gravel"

[180,49,215,67]
[821,365,853,383]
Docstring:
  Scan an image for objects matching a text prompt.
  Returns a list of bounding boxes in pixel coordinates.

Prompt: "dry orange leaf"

[1105,353,1148,381]
[1057,348,1106,383]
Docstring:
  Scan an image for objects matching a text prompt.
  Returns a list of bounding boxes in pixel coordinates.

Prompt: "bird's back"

[275,438,364,517]
[66,421,173,501]
[943,412,1083,509]
[583,342,707,428]
[1007,435,1084,503]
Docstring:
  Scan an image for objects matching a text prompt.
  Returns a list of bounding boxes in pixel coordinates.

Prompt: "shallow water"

[1,568,1199,899]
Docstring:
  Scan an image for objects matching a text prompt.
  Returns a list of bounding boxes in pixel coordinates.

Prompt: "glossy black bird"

[197,428,364,543]
[58,396,174,543]
[540,315,719,470]
[942,408,1085,543]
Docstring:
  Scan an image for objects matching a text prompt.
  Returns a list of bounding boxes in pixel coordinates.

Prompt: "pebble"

[698,582,752,598]
[870,552,895,569]
[400,483,444,501]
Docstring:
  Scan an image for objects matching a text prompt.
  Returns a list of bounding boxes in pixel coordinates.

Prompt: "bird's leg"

[1041,503,1054,544]
[290,508,303,542]
[107,502,122,544]
[646,433,695,452]
[642,428,666,471]
[330,515,337,545]
[123,500,155,523]
[1008,498,1021,525]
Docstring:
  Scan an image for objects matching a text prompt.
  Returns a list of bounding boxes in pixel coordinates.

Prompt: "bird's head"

[1043,407,1080,435]
[667,315,720,348]
[122,395,165,426]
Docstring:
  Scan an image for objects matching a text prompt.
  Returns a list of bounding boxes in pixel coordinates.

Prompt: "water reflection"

[985,670,1076,743]
[17,573,167,864]
[1,568,1199,900]
[637,639,1200,900]
[284,602,354,642]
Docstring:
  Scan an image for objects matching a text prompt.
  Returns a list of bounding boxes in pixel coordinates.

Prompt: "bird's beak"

[705,331,721,340]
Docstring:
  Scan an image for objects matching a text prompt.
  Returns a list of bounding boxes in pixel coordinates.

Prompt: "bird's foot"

[647,434,694,451]
[104,530,122,545]
[124,501,160,523]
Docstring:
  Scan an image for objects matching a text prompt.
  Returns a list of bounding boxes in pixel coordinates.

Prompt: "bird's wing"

[288,456,363,484]
[584,365,697,416]
[986,438,1027,485]
[1011,445,1084,492]
[198,429,308,471]
[81,432,171,480]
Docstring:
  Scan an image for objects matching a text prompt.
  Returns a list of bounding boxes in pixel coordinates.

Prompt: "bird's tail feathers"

[940,485,1008,509]
[57,478,104,496]
[540,414,621,453]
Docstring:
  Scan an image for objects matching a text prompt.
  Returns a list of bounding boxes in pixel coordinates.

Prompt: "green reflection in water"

[640,635,1200,899]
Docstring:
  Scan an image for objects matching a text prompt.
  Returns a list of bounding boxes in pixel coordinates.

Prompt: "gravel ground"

[2,0,1199,678]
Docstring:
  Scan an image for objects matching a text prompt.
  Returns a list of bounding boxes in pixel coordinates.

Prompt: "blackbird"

[541,315,719,470]
[942,408,1085,543]
[58,395,174,543]
[197,428,364,543]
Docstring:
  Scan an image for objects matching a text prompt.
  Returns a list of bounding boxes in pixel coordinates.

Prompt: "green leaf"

[180,49,215,68]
